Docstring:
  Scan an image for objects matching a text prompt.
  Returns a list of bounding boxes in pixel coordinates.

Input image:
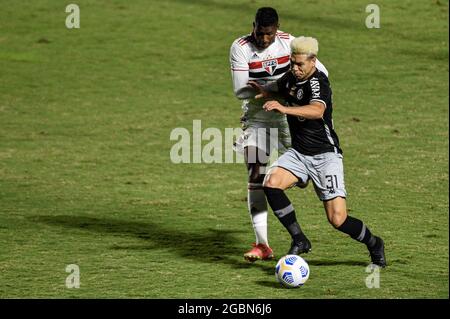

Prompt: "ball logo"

[282,272,295,284]
[299,265,308,278]
[285,256,298,265]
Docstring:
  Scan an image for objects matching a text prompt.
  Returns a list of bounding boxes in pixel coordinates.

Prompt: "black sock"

[337,215,377,248]
[263,187,307,243]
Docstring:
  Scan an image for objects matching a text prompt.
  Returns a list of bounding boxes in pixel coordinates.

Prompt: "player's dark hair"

[254,7,279,27]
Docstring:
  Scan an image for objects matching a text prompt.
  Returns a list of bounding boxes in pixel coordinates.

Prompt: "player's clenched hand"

[247,81,271,99]
[263,101,286,113]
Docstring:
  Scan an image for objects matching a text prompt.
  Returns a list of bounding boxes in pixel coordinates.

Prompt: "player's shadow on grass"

[29,215,247,267]
[28,215,369,285]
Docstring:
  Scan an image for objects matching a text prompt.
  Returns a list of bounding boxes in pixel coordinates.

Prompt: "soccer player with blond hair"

[255,36,386,267]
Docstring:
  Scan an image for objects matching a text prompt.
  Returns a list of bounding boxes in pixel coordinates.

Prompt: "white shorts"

[272,148,347,201]
[233,121,291,157]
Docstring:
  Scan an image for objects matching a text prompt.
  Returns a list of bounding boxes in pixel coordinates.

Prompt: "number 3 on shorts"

[325,174,338,189]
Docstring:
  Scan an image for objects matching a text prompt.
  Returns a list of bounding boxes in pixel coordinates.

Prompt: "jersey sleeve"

[310,76,331,109]
[230,41,249,71]
[230,41,253,99]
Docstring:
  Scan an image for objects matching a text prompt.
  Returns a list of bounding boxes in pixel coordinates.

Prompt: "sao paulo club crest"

[262,59,278,75]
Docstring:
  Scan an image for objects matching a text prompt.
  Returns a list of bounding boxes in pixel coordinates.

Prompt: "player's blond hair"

[290,36,319,58]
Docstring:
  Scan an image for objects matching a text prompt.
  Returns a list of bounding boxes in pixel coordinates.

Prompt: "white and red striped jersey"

[230,31,328,122]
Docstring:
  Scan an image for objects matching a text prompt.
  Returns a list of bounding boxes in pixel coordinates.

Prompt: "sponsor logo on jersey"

[262,59,278,75]
[310,78,320,98]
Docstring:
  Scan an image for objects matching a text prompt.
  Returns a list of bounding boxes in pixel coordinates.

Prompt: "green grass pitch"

[0,0,448,298]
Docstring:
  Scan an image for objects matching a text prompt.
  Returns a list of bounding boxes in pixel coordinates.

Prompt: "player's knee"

[328,210,347,228]
[263,175,282,189]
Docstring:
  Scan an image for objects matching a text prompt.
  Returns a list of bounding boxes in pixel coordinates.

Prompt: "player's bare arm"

[263,100,325,119]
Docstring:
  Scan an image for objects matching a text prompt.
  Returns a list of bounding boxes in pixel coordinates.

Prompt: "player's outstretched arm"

[263,100,325,119]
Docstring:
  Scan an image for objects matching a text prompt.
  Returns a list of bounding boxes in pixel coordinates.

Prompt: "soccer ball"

[275,255,310,288]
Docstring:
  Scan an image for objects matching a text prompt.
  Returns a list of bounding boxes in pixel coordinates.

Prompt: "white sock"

[248,185,269,245]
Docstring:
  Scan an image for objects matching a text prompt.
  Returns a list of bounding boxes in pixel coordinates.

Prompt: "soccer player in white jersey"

[229,7,328,262]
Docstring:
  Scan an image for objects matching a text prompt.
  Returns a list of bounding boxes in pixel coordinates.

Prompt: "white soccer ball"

[275,254,310,288]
